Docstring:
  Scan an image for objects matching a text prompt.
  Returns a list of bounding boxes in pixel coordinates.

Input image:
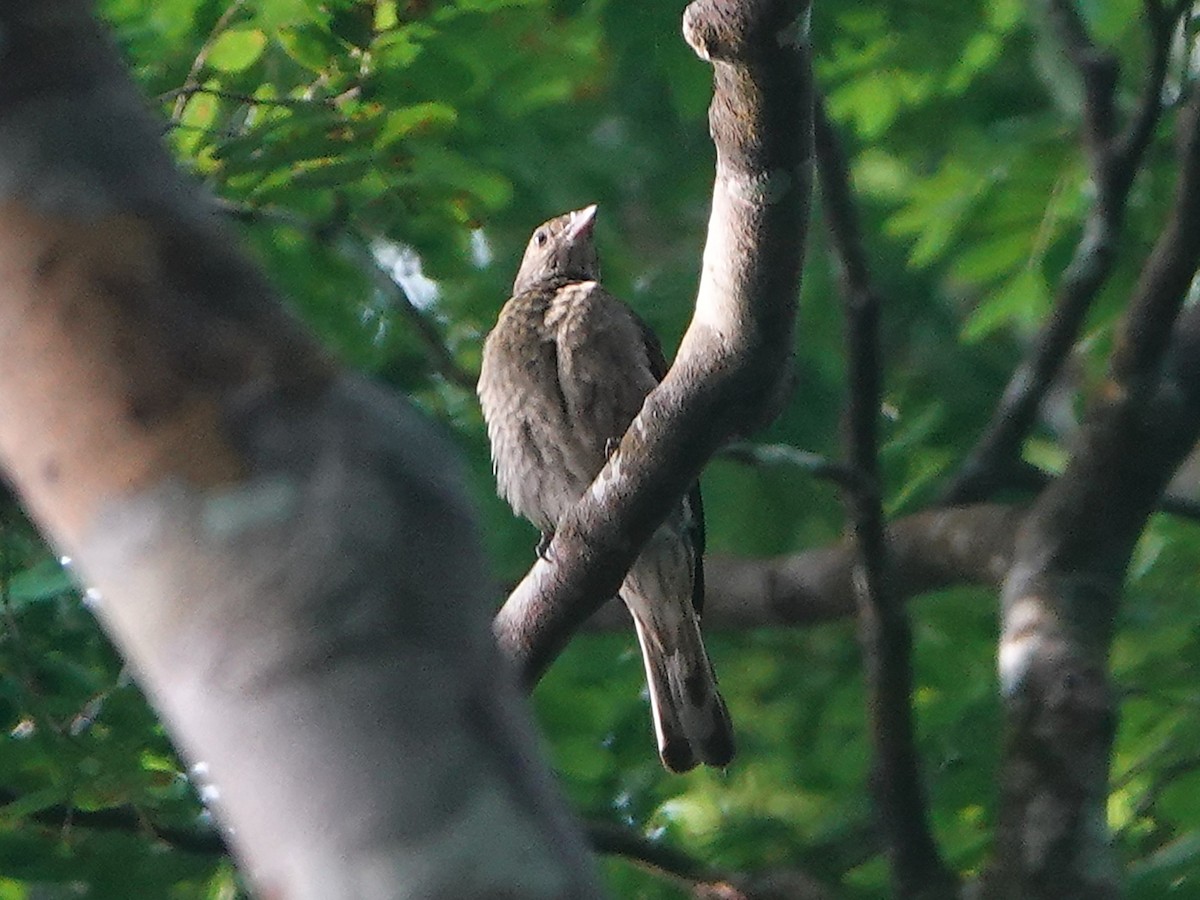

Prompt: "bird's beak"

[567,204,598,241]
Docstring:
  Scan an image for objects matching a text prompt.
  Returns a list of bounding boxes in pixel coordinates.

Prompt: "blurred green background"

[1,0,1197,896]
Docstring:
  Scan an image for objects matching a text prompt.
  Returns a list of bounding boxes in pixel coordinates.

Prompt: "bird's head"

[512,204,600,295]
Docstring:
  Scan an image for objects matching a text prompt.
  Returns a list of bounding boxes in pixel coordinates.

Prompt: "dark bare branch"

[814,94,956,898]
[494,0,814,687]
[1046,0,1119,152]
[581,504,1024,632]
[942,0,1183,504]
[987,87,1200,900]
[1115,0,1178,168]
[586,821,716,884]
[1110,92,1200,380]
[588,820,836,900]
[219,199,477,390]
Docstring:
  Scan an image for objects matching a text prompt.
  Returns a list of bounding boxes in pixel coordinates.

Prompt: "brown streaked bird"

[477,204,734,773]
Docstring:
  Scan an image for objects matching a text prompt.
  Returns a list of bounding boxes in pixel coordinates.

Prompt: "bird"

[477,204,734,773]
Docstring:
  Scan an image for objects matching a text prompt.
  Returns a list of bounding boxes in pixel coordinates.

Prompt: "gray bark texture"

[0,4,600,898]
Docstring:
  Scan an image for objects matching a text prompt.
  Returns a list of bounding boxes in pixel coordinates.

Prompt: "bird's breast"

[478,289,606,529]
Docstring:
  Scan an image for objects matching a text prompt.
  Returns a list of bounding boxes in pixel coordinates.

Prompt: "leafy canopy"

[0,0,1196,897]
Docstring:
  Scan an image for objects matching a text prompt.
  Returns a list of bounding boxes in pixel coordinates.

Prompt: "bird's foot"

[605,437,620,460]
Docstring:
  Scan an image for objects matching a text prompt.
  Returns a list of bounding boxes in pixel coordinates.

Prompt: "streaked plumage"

[477,205,734,772]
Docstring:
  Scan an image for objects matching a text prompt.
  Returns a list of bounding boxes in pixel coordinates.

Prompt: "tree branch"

[0,4,600,896]
[987,86,1200,899]
[0,790,840,900]
[587,821,835,900]
[0,788,228,856]
[1109,92,1200,382]
[942,0,1182,504]
[494,0,814,687]
[815,96,956,897]
[586,820,716,884]
[580,503,1024,632]
[219,199,477,391]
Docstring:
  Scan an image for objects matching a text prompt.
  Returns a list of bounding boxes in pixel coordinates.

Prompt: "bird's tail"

[629,605,734,773]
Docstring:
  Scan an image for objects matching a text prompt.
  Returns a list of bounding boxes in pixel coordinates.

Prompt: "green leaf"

[1022,437,1068,475]
[277,26,337,72]
[950,230,1033,283]
[961,265,1050,343]
[206,28,267,73]
[7,559,73,607]
[0,787,66,824]
[253,0,319,31]
[377,102,459,147]
[1158,769,1200,827]
[407,145,513,210]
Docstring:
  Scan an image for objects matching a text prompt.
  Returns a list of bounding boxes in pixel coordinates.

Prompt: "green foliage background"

[1,0,1197,896]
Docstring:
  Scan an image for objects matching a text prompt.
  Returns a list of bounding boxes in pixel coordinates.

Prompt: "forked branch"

[494,0,815,686]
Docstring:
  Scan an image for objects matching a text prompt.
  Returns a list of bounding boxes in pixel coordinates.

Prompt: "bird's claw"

[536,531,555,561]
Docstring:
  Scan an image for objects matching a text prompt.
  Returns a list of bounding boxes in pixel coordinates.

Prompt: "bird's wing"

[549,282,659,436]
[623,307,706,598]
[634,314,670,383]
[551,282,707,614]
[625,300,706,613]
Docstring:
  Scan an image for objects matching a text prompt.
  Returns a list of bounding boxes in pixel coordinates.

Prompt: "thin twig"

[720,441,867,491]
[0,789,228,856]
[585,821,716,884]
[587,820,836,900]
[340,233,478,390]
[170,0,249,123]
[160,86,333,110]
[218,199,476,390]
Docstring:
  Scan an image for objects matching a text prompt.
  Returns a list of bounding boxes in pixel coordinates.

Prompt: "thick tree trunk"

[0,5,600,898]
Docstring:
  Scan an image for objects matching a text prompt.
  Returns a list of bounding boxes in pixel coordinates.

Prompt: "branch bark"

[494,0,815,687]
[985,87,1200,900]
[0,5,599,898]
[815,96,956,897]
[582,503,1024,632]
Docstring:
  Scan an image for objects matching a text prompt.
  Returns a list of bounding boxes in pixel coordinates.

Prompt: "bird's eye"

[534,230,548,247]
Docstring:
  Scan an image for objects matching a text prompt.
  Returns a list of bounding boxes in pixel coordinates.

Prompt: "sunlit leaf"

[206,28,267,73]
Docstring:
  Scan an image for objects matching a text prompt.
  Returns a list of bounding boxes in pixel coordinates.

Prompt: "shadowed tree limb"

[941,0,1185,505]
[814,95,956,898]
[494,0,815,688]
[586,820,715,885]
[0,787,840,900]
[0,788,229,857]
[985,87,1200,900]
[587,822,836,900]
[578,474,1196,636]
[582,503,1025,632]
